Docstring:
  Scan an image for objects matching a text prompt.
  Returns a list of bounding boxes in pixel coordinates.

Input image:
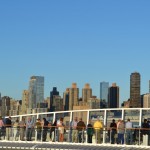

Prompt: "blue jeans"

[118,133,124,144]
[126,130,133,145]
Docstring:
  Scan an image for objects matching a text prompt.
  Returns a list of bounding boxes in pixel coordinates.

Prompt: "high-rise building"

[82,83,92,104]
[0,96,10,117]
[130,72,141,108]
[143,93,150,108]
[100,81,109,108]
[50,87,59,112]
[21,90,29,114]
[69,83,79,110]
[28,76,44,109]
[53,95,63,111]
[87,96,100,109]
[63,88,69,111]
[108,83,119,108]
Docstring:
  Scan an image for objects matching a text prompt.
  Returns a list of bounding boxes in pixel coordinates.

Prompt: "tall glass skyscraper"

[100,82,109,108]
[28,76,44,109]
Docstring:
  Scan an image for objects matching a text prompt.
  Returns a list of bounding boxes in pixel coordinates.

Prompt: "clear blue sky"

[0,1,150,104]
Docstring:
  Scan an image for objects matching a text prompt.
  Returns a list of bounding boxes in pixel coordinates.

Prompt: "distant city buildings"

[130,72,141,108]
[108,83,119,108]
[1,72,149,117]
[28,76,44,109]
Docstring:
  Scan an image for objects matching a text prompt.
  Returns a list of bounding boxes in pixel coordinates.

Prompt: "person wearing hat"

[110,119,117,144]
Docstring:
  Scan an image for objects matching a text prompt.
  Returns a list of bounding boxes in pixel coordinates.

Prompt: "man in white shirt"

[125,119,133,145]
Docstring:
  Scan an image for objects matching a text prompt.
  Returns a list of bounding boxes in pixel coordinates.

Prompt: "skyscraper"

[63,88,69,111]
[50,87,59,112]
[69,83,79,110]
[108,83,119,108]
[130,72,141,108]
[100,81,109,108]
[28,76,44,109]
[22,90,29,114]
[82,83,92,104]
[149,80,150,93]
[143,93,150,108]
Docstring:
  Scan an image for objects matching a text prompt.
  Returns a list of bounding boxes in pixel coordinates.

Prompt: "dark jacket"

[5,118,12,128]
[77,121,86,131]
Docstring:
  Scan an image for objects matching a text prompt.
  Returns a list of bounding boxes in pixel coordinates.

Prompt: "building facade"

[108,83,119,108]
[100,81,109,108]
[130,72,141,108]
[21,90,29,114]
[69,83,79,110]
[28,76,44,109]
[143,93,150,108]
[50,87,59,112]
[63,88,69,111]
[82,83,92,104]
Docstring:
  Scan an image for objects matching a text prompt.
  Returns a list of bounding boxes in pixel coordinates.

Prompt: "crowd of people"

[0,115,150,145]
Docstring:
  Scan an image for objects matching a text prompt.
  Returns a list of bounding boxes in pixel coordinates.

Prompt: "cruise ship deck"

[0,141,149,150]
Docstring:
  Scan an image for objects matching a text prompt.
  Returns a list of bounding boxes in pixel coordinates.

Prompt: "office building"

[53,95,63,111]
[63,88,69,111]
[87,96,100,109]
[69,83,79,110]
[143,93,150,108]
[82,83,92,104]
[28,76,44,109]
[100,81,109,107]
[21,90,29,114]
[108,83,119,108]
[130,72,141,108]
[0,96,10,117]
[50,87,59,112]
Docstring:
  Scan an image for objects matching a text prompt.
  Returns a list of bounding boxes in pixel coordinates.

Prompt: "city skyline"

[0,1,150,103]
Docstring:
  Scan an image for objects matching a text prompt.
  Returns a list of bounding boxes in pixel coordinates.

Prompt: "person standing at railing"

[0,116,4,140]
[13,119,19,141]
[57,117,64,142]
[110,119,117,144]
[77,118,86,143]
[19,117,26,141]
[117,120,125,144]
[50,120,57,142]
[35,118,42,141]
[26,118,34,141]
[87,120,94,143]
[142,119,149,146]
[71,117,78,143]
[5,116,12,140]
[125,119,133,145]
[42,118,49,142]
[93,117,103,144]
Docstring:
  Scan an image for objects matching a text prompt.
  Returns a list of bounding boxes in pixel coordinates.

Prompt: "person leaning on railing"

[19,117,26,141]
[109,119,117,144]
[77,118,86,143]
[0,116,4,140]
[125,119,133,145]
[5,116,12,140]
[93,117,103,144]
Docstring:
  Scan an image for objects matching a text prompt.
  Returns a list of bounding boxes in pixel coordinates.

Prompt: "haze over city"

[0,1,150,104]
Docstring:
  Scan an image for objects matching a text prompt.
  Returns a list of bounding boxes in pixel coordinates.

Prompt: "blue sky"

[0,1,150,104]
